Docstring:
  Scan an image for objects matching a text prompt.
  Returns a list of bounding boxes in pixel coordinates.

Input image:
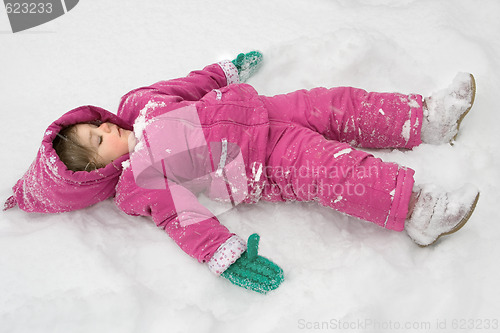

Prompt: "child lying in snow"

[4,52,479,294]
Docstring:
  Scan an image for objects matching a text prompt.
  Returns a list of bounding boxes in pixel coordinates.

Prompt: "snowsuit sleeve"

[115,161,246,275]
[114,61,247,274]
[117,61,240,125]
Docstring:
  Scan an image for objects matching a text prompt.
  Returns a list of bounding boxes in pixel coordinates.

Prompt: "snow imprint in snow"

[3,3,498,330]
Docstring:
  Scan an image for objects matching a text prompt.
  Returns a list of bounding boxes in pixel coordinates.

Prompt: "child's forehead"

[73,123,93,142]
[74,122,99,130]
[74,123,92,131]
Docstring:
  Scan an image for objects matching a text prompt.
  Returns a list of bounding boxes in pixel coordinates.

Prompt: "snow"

[421,72,475,144]
[401,119,411,143]
[333,148,353,158]
[1,0,500,332]
[134,101,165,141]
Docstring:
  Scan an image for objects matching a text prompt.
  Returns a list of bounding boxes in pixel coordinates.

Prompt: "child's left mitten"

[221,233,284,294]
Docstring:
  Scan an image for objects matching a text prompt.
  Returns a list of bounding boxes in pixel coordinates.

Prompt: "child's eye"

[99,136,103,145]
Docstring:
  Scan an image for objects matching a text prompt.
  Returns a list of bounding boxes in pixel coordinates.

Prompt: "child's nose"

[99,122,112,133]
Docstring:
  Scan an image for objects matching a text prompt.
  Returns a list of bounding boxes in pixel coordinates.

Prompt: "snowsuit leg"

[259,87,423,231]
[262,86,423,148]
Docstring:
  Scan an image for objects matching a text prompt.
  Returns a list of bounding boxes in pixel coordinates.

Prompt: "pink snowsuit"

[6,61,422,275]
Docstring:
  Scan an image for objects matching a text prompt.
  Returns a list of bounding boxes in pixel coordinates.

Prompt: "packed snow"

[1,1,499,332]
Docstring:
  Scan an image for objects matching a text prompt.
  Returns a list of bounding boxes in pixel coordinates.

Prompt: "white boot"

[405,184,480,247]
[421,73,476,144]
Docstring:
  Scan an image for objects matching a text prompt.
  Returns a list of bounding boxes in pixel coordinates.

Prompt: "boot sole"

[418,191,480,247]
[452,73,476,142]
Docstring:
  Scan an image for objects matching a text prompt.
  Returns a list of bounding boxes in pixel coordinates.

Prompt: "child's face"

[74,122,132,165]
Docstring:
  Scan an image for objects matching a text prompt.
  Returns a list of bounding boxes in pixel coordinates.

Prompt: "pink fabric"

[7,62,424,266]
[114,63,270,264]
[5,106,132,213]
[259,88,423,231]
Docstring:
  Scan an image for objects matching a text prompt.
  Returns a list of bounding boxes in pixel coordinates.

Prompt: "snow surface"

[1,1,500,332]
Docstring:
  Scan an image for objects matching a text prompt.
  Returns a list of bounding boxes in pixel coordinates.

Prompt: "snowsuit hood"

[4,105,132,213]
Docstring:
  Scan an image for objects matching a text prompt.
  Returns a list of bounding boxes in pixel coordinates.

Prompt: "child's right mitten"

[221,233,284,294]
[231,51,263,83]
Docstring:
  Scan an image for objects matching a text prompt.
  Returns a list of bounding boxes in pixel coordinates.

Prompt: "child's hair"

[53,123,106,172]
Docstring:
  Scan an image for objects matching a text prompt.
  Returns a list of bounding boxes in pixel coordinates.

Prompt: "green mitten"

[231,51,263,82]
[221,233,284,294]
